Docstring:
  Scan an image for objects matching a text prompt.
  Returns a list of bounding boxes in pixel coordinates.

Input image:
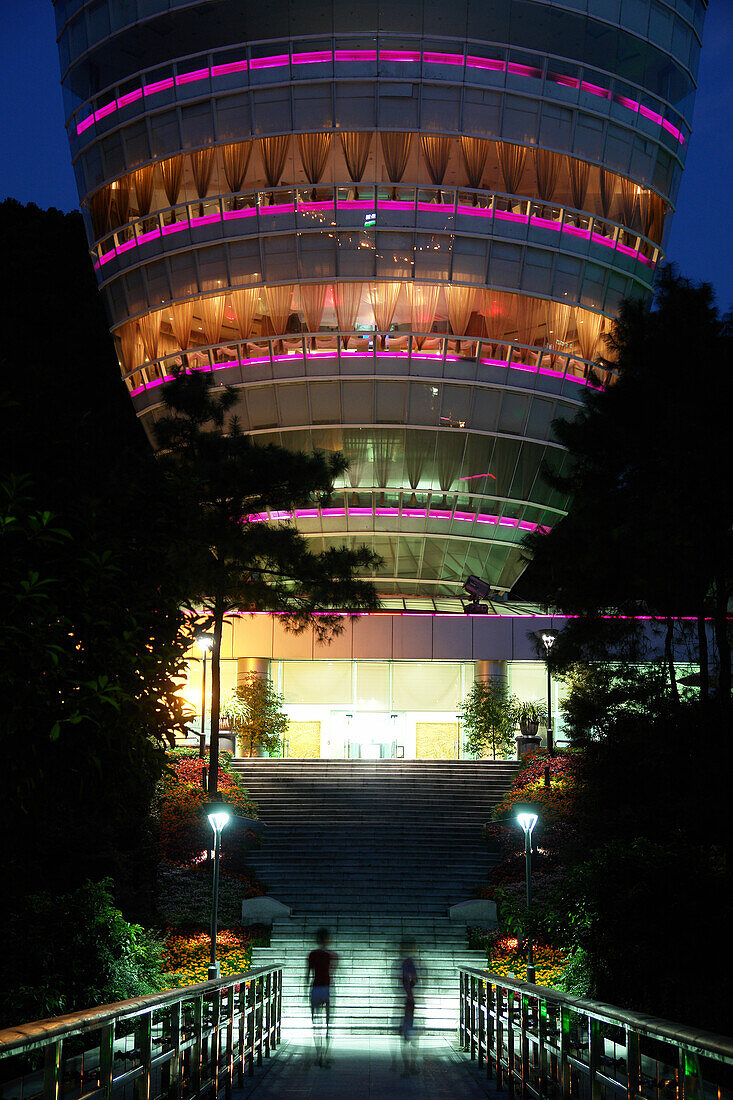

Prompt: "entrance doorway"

[332,711,406,759]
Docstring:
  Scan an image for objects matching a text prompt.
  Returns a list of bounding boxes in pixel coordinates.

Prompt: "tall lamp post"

[196,633,214,759]
[540,629,558,755]
[207,802,232,980]
[517,811,539,983]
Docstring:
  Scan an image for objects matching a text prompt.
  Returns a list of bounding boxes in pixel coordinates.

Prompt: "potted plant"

[512,700,548,759]
[514,700,548,737]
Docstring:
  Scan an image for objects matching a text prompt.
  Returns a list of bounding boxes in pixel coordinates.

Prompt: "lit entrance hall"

[179,611,568,760]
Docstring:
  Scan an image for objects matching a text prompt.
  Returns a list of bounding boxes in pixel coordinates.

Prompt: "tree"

[222,673,290,756]
[155,372,381,792]
[517,268,733,711]
[1,475,191,913]
[0,202,196,919]
[460,677,518,759]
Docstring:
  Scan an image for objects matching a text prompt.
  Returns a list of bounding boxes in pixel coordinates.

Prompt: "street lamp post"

[207,802,232,980]
[540,629,558,756]
[517,811,538,983]
[196,634,214,760]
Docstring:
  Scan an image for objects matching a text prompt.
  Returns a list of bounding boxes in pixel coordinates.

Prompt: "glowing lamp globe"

[516,812,538,835]
[207,803,232,833]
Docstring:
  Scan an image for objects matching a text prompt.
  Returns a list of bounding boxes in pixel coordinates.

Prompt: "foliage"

[1,201,196,918]
[157,862,261,928]
[556,948,596,998]
[514,699,547,729]
[1,476,190,913]
[513,749,576,789]
[156,750,259,869]
[560,839,731,1029]
[460,677,519,759]
[0,880,166,1029]
[163,928,252,988]
[494,871,573,945]
[517,269,733,707]
[555,661,673,745]
[154,372,381,791]
[493,749,579,858]
[222,674,290,757]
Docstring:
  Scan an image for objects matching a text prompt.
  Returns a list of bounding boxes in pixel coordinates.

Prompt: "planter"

[519,719,540,737]
[515,733,541,760]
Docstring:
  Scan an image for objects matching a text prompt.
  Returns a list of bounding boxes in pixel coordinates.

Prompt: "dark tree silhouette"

[518,268,732,709]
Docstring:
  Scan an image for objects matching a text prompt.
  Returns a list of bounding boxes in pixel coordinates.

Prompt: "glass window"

[393,662,463,712]
[355,663,390,709]
[282,661,353,706]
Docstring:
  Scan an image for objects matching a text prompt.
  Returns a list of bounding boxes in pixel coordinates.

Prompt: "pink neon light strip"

[94,101,116,122]
[562,224,591,240]
[117,89,143,109]
[494,209,528,223]
[231,609,724,620]
[162,220,190,235]
[177,68,210,86]
[292,51,332,65]
[211,60,249,77]
[94,198,655,275]
[74,50,685,146]
[251,54,290,70]
[143,77,174,96]
[129,351,603,398]
[243,505,547,533]
[466,56,505,72]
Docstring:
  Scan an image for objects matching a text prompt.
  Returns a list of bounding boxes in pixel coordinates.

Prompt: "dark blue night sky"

[2,0,731,309]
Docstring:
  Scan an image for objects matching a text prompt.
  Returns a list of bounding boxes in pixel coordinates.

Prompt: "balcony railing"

[459,967,733,1100]
[91,184,660,274]
[0,967,282,1100]
[124,330,611,400]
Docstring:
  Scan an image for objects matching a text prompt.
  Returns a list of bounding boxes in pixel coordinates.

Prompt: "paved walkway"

[235,1036,499,1098]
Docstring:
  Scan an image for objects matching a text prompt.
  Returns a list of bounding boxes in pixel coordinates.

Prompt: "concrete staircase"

[229,760,518,1034]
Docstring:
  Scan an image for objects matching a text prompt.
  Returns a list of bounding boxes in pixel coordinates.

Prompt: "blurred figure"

[399,937,419,1076]
[306,927,338,1066]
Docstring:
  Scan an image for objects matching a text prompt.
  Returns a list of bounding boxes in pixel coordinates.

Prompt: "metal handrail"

[0,965,282,1100]
[459,966,733,1100]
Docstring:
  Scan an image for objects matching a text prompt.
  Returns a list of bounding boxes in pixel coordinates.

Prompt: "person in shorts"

[306,928,338,1066]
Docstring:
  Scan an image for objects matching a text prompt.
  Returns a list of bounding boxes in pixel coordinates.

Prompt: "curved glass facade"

[55,0,705,598]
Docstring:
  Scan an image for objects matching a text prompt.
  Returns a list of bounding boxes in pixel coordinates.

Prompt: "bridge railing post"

[457,968,733,1100]
[0,967,282,1100]
[42,1039,62,1100]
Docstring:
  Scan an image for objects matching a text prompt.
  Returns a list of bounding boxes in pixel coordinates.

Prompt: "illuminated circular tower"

[55,0,705,599]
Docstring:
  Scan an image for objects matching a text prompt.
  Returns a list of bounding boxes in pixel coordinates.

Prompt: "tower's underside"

[56,0,704,598]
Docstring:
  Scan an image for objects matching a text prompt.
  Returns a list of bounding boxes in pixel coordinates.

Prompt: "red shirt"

[308,948,338,987]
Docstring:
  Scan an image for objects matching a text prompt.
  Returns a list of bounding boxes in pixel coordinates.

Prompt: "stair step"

[236,761,512,1032]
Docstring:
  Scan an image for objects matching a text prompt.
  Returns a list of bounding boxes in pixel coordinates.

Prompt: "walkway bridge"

[1,967,732,1100]
[3,761,731,1095]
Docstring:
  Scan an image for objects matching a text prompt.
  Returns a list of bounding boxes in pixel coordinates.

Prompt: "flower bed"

[156,750,258,868]
[487,936,569,989]
[163,928,252,987]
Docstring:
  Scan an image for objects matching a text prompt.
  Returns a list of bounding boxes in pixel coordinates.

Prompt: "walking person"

[399,937,419,1075]
[306,927,338,1066]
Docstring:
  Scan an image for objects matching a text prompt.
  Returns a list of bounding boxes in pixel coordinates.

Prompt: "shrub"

[494,870,573,944]
[157,861,262,928]
[513,749,576,790]
[156,750,258,869]
[0,880,166,1029]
